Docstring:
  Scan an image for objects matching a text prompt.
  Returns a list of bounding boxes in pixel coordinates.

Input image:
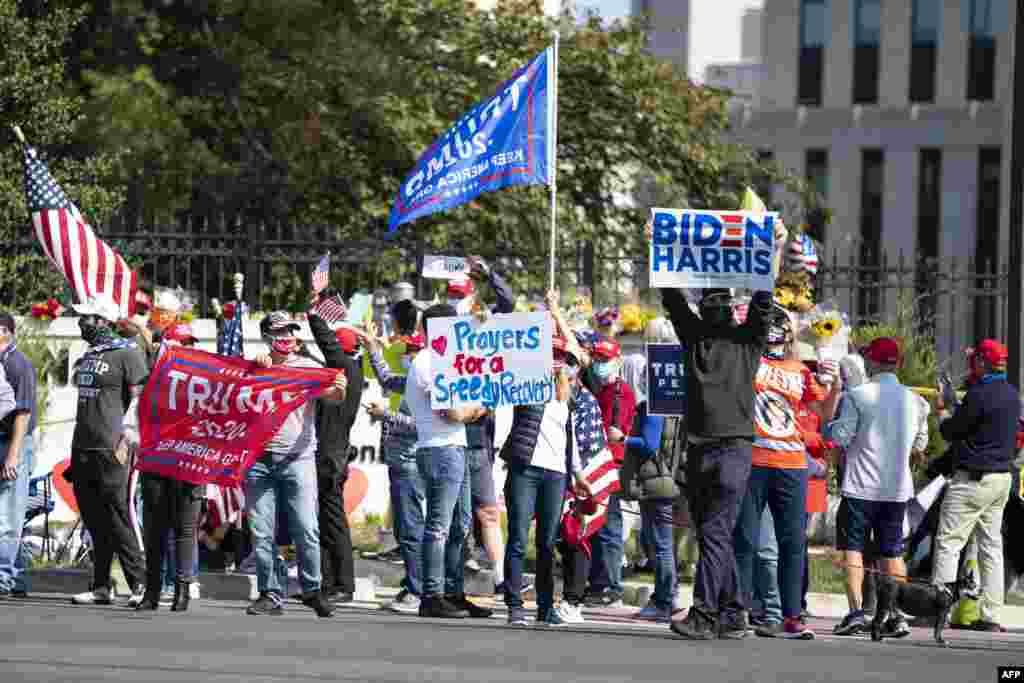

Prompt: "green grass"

[808,554,848,595]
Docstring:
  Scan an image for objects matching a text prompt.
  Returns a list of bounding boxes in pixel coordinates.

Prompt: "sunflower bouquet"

[800,301,849,385]
[773,271,815,313]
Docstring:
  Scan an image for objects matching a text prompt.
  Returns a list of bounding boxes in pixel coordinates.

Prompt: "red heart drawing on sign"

[431,336,447,356]
[342,466,370,516]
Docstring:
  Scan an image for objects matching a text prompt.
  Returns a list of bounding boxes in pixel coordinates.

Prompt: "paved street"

[1,595,1021,683]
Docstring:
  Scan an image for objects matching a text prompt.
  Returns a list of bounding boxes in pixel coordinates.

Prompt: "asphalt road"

[1,596,1020,683]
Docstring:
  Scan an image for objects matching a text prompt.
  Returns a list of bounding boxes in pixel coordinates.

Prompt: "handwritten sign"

[422,255,470,280]
[649,208,778,291]
[136,346,337,486]
[647,343,686,417]
[427,312,553,409]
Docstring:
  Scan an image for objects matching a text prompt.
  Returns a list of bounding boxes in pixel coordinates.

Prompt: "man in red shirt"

[585,339,637,607]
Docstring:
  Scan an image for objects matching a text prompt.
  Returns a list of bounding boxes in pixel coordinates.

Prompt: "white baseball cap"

[72,294,121,323]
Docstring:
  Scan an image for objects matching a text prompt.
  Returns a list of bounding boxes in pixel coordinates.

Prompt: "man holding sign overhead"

[646,209,788,640]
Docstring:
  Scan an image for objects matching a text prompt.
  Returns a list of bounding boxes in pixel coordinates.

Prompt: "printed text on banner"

[649,208,778,291]
[646,343,686,417]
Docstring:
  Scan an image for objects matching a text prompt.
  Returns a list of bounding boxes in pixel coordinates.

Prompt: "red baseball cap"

[335,326,359,354]
[401,334,425,353]
[446,278,475,298]
[591,339,621,361]
[973,339,1008,367]
[863,337,901,365]
[162,322,197,346]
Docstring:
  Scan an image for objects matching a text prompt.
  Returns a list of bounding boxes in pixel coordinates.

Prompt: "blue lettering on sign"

[433,371,554,409]
[691,214,722,246]
[453,322,541,356]
[745,215,774,248]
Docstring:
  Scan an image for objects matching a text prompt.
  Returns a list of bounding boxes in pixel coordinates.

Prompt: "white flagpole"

[547,31,560,292]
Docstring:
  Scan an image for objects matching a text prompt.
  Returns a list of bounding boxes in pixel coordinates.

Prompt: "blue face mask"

[592,361,616,384]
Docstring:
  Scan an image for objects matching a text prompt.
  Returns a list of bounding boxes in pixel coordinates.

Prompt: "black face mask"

[699,305,734,327]
[79,318,101,345]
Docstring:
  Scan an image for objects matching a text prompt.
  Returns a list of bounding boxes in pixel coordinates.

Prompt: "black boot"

[135,591,160,611]
[171,580,191,612]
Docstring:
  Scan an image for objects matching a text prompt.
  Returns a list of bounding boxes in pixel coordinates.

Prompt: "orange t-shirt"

[797,404,829,513]
[752,358,828,469]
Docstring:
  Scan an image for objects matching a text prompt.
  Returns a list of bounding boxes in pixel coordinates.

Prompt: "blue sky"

[573,0,761,82]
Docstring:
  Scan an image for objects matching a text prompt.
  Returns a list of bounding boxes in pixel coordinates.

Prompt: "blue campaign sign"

[387,48,555,235]
[647,343,686,417]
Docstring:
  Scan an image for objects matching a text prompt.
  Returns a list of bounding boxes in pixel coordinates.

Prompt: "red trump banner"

[135,346,338,486]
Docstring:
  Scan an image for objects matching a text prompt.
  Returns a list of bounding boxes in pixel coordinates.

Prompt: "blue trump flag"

[647,343,686,417]
[387,47,556,235]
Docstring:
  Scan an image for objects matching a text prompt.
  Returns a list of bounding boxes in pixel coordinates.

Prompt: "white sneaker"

[127,586,146,607]
[553,602,585,625]
[159,589,174,605]
[190,583,201,600]
[72,587,112,605]
[386,589,422,614]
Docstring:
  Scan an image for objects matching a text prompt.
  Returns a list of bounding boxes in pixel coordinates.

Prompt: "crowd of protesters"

[0,234,1021,642]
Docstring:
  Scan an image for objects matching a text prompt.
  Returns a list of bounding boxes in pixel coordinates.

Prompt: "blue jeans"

[0,439,33,593]
[389,460,425,596]
[640,499,676,610]
[416,446,470,597]
[589,492,624,595]
[734,466,808,619]
[751,506,782,624]
[244,453,321,597]
[503,463,565,612]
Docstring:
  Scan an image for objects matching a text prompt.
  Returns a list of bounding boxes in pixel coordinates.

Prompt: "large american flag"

[312,253,330,294]
[571,388,618,540]
[23,145,136,318]
[201,483,245,532]
[787,233,819,275]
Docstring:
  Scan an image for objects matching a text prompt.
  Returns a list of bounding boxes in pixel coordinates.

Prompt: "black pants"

[70,449,146,591]
[141,473,201,595]
[687,439,752,619]
[560,541,590,605]
[318,455,354,595]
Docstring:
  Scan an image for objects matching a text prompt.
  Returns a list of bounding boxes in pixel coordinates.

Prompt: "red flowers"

[30,298,65,321]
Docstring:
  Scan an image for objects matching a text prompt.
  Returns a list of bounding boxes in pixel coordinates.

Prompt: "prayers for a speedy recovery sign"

[649,208,778,291]
[427,312,554,409]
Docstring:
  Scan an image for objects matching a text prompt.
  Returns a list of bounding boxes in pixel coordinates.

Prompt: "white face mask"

[448,297,473,316]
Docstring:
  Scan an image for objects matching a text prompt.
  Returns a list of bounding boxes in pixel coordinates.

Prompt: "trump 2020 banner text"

[387,48,555,234]
[136,346,339,486]
[647,343,686,417]
[649,209,778,291]
[427,312,554,409]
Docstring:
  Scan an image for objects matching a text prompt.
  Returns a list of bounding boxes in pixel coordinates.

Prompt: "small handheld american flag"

[312,253,330,294]
[311,292,349,325]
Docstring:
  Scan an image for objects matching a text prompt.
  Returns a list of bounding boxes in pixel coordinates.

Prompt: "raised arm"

[307,305,346,369]
[546,289,589,365]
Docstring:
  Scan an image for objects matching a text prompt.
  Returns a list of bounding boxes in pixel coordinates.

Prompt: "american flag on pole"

[311,292,348,325]
[569,388,618,540]
[23,144,136,318]
[787,233,819,275]
[217,301,246,357]
[312,253,330,294]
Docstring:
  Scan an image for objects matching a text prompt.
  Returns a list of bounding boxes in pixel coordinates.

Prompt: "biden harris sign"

[648,208,779,291]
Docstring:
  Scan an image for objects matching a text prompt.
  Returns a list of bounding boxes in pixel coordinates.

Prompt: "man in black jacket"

[307,291,364,603]
[648,219,787,640]
[932,339,1020,631]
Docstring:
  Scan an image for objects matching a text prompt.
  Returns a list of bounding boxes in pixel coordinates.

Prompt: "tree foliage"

[2,0,800,308]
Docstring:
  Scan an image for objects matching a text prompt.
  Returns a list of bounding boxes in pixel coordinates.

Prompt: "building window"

[967,0,997,101]
[798,0,828,106]
[909,0,939,103]
[916,149,942,333]
[974,147,1001,339]
[852,0,881,104]
[805,149,829,242]
[754,149,775,206]
[858,149,884,321]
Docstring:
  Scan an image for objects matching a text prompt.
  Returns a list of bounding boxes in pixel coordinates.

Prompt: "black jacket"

[308,314,364,480]
[660,289,771,440]
[940,377,1020,474]
[499,403,575,473]
[466,269,516,451]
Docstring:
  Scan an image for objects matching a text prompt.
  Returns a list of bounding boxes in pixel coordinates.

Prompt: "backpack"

[620,412,686,501]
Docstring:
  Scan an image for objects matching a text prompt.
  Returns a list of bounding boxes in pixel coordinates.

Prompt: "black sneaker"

[301,592,335,618]
[418,595,469,618]
[754,621,784,638]
[670,606,717,640]
[446,594,493,619]
[584,590,624,609]
[718,610,749,640]
[882,616,911,639]
[327,590,354,605]
[833,610,866,636]
[247,592,284,616]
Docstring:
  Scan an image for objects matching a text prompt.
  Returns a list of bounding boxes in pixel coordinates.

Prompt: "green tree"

[71,0,796,297]
[0,0,125,311]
